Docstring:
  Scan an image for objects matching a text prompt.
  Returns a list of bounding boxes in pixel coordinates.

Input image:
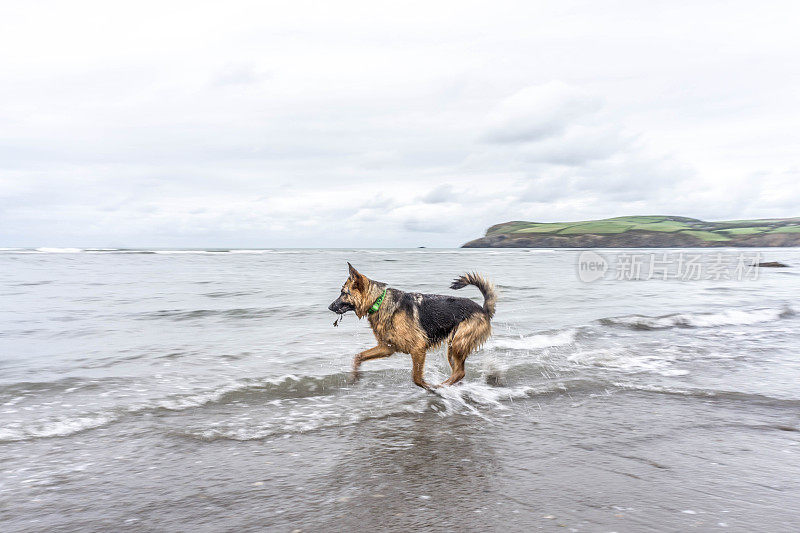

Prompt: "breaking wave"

[2,301,796,443]
[3,355,798,443]
[490,329,578,350]
[0,413,117,442]
[566,348,690,376]
[0,372,580,443]
[599,307,793,330]
[35,247,83,253]
[175,381,557,442]
[2,248,275,254]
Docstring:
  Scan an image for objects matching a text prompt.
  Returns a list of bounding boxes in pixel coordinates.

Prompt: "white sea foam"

[125,374,305,413]
[0,413,116,442]
[151,250,217,254]
[602,307,792,330]
[35,247,83,253]
[680,308,791,327]
[146,249,273,254]
[431,382,536,416]
[0,375,314,442]
[490,329,577,350]
[567,347,689,376]
[228,249,272,254]
[175,378,547,441]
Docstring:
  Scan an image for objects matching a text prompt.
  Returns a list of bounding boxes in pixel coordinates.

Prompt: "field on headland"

[463,216,800,248]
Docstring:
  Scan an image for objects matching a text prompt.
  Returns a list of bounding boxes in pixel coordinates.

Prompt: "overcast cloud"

[1,0,799,247]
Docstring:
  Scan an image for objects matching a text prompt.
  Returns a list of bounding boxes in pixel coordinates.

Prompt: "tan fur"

[442,313,492,385]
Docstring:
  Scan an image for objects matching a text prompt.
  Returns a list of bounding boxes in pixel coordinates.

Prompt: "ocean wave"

[0,371,582,442]
[430,382,542,417]
[120,374,351,414]
[84,249,155,254]
[35,247,83,253]
[566,347,689,376]
[6,363,798,443]
[151,250,222,254]
[180,373,350,407]
[203,290,262,298]
[175,381,549,441]
[613,382,800,407]
[0,377,123,400]
[4,325,797,443]
[489,329,577,350]
[599,307,794,330]
[0,374,337,442]
[9,248,275,254]
[135,307,284,321]
[150,249,271,254]
[0,413,116,442]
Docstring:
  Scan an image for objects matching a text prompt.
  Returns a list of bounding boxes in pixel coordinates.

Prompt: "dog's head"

[328,263,370,317]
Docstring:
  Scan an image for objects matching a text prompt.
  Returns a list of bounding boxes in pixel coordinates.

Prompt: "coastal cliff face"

[462,216,800,248]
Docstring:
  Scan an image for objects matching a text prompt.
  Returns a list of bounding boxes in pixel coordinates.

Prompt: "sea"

[1,247,799,532]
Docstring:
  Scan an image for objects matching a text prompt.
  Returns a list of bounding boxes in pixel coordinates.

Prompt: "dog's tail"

[450,272,497,319]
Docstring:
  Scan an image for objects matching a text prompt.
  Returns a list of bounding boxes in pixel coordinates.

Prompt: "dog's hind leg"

[442,344,466,386]
[441,315,491,386]
[446,343,456,371]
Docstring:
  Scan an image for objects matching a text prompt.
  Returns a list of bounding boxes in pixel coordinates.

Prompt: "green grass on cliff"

[679,230,731,242]
[721,226,771,235]
[770,226,800,233]
[487,216,800,242]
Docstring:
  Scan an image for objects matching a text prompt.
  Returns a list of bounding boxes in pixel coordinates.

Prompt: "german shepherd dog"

[328,263,496,390]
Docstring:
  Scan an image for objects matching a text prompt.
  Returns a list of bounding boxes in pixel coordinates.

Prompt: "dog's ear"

[347,262,360,279]
[347,262,366,290]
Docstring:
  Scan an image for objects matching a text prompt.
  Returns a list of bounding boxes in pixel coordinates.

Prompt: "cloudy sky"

[1,0,799,247]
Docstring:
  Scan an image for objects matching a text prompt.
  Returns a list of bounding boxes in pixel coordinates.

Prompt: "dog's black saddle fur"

[395,291,483,344]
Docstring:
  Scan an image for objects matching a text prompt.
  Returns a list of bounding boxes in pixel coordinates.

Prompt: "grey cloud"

[483,82,603,144]
[420,184,454,204]
[521,127,633,167]
[516,153,694,207]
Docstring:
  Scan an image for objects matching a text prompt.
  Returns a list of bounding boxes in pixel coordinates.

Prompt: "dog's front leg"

[350,344,395,382]
[411,350,435,392]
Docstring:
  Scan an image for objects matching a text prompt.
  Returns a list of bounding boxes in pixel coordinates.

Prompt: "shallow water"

[1,248,799,532]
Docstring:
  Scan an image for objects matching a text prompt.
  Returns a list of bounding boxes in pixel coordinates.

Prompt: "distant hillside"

[462,216,800,248]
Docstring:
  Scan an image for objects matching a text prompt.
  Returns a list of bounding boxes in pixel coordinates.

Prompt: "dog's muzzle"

[328,299,355,315]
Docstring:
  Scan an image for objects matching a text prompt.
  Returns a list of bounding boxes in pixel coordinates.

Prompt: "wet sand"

[5,389,799,532]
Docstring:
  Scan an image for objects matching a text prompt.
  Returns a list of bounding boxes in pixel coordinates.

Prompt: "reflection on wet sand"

[324,414,499,530]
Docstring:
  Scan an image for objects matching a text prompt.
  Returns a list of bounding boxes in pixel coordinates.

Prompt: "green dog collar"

[367,289,387,315]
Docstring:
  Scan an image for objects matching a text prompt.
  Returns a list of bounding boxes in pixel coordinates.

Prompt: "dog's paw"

[347,370,362,385]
